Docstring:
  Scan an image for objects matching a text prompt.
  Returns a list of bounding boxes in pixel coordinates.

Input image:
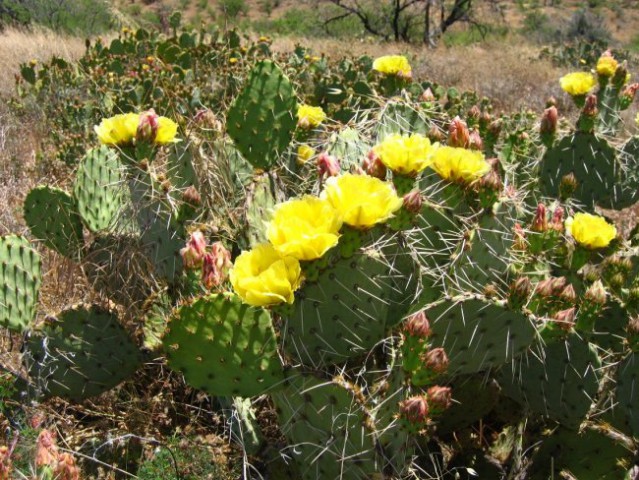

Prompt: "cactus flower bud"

[404,311,431,338]
[362,150,387,179]
[540,106,558,135]
[488,119,502,137]
[531,203,548,232]
[422,347,449,375]
[612,61,629,88]
[182,185,201,207]
[535,278,554,297]
[54,453,80,480]
[202,242,232,289]
[550,206,564,232]
[553,307,576,331]
[513,223,527,250]
[317,152,340,179]
[399,395,430,425]
[551,276,567,293]
[194,108,223,132]
[426,385,452,413]
[468,105,481,121]
[584,280,607,306]
[509,276,532,307]
[180,230,207,269]
[428,125,445,142]
[560,284,577,304]
[448,116,470,148]
[36,430,59,468]
[136,109,160,143]
[468,129,483,151]
[628,315,639,336]
[0,446,11,480]
[621,83,639,109]
[559,173,578,199]
[402,189,423,214]
[583,94,598,117]
[421,87,435,102]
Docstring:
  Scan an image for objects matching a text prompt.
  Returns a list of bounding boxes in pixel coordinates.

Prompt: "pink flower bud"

[317,152,340,179]
[180,230,207,269]
[422,347,449,375]
[202,242,232,289]
[404,311,431,338]
[551,276,567,293]
[468,105,481,121]
[553,307,576,331]
[560,284,577,304]
[550,206,564,232]
[531,203,548,232]
[402,189,423,214]
[182,185,201,206]
[628,315,639,336]
[583,94,598,117]
[362,150,387,179]
[399,395,430,424]
[535,278,554,297]
[36,430,58,468]
[448,116,470,148]
[0,446,12,480]
[513,223,527,250]
[421,87,435,102]
[468,129,483,151]
[510,276,532,302]
[622,83,639,103]
[584,280,607,306]
[54,453,80,480]
[136,109,160,143]
[426,385,452,412]
[540,106,558,135]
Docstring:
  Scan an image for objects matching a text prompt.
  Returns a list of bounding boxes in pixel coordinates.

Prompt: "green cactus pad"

[227,60,297,170]
[617,135,639,207]
[328,127,369,173]
[613,352,639,437]
[24,186,83,259]
[539,133,620,208]
[25,305,141,401]
[163,294,284,397]
[245,173,276,247]
[425,297,536,376]
[376,101,430,140]
[166,142,198,191]
[73,146,126,232]
[529,428,632,480]
[282,234,418,366]
[498,333,601,429]
[0,235,41,332]
[271,373,379,480]
[410,202,459,271]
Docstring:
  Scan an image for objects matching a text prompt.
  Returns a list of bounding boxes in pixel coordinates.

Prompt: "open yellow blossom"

[372,55,412,78]
[155,116,179,145]
[297,105,326,129]
[596,54,618,78]
[565,213,616,249]
[322,173,403,228]
[297,144,315,165]
[374,133,437,176]
[430,146,491,184]
[94,113,140,146]
[267,196,342,261]
[559,72,597,96]
[230,244,302,306]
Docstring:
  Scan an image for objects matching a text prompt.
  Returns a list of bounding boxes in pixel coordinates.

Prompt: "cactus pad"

[25,305,141,401]
[425,297,536,376]
[24,186,83,259]
[613,352,639,437]
[0,235,41,332]
[226,60,297,170]
[163,294,284,397]
[73,146,126,232]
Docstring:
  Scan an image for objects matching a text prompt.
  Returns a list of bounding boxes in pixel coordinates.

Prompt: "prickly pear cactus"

[227,60,297,170]
[0,235,41,332]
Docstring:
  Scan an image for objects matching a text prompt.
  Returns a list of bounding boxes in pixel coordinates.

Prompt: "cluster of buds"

[180,231,232,289]
[621,83,639,110]
[399,385,452,433]
[526,204,564,254]
[317,152,340,179]
[35,430,79,480]
[362,150,387,180]
[533,276,578,321]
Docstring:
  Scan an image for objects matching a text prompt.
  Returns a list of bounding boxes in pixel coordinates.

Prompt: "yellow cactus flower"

[430,146,491,184]
[596,54,618,78]
[155,116,179,145]
[229,57,238,64]
[322,173,403,228]
[297,144,315,165]
[565,213,616,249]
[94,113,140,146]
[230,244,302,306]
[374,133,437,176]
[267,196,342,261]
[559,72,597,96]
[372,55,412,78]
[297,105,326,129]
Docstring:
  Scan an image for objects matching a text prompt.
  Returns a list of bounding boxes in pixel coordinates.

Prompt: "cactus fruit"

[163,294,284,397]
[25,305,141,401]
[23,186,84,259]
[227,60,297,170]
[0,235,41,332]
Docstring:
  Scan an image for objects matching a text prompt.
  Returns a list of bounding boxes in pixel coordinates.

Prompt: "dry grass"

[0,27,86,96]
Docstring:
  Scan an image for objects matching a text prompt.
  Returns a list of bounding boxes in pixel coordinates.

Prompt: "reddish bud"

[531,203,548,232]
[182,185,201,206]
[448,116,470,148]
[194,108,223,131]
[468,129,483,151]
[0,446,12,480]
[36,430,58,468]
[404,311,431,338]
[421,87,435,102]
[136,109,160,143]
[426,385,452,412]
[422,347,449,375]
[317,152,340,179]
[399,395,430,424]
[584,280,607,306]
[622,83,639,102]
[583,94,598,117]
[201,242,232,289]
[54,453,80,480]
[560,284,577,304]
[428,125,445,142]
[553,307,576,331]
[540,106,558,135]
[628,315,639,336]
[468,105,481,121]
[559,173,578,199]
[550,206,564,232]
[180,230,208,269]
[510,276,532,303]
[551,276,567,293]
[513,223,527,250]
[403,189,423,214]
[362,150,387,180]
[535,278,554,297]
[488,119,502,137]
